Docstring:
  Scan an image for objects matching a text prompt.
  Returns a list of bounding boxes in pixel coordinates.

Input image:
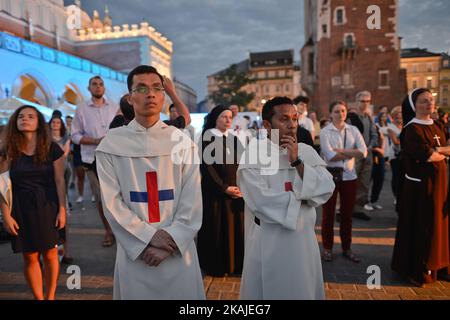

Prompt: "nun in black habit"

[392,88,450,286]
[197,105,245,276]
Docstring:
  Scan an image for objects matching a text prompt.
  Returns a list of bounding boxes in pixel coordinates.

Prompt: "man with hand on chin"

[237,96,335,300]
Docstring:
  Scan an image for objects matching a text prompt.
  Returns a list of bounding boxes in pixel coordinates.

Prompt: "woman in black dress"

[0,105,67,300]
[197,105,245,276]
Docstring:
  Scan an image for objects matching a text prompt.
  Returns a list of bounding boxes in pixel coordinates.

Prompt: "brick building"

[301,0,407,117]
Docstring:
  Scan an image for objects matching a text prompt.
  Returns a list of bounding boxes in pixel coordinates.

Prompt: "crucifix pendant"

[433,134,441,147]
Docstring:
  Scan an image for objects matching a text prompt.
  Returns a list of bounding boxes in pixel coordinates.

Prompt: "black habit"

[197,132,245,276]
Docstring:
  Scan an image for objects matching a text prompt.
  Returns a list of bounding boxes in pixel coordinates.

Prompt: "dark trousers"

[390,158,401,200]
[322,179,357,251]
[370,155,386,203]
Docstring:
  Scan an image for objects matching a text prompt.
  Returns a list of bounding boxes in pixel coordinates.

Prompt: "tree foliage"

[209,64,255,110]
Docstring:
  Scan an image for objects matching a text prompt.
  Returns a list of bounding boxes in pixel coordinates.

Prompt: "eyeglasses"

[360,100,371,104]
[132,86,165,94]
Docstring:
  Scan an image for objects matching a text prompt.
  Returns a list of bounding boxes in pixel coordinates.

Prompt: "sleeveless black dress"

[10,142,64,253]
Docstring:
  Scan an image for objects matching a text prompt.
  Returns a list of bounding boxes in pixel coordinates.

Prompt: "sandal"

[322,249,333,262]
[342,250,361,263]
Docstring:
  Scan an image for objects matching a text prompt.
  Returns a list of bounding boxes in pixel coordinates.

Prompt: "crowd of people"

[0,64,449,300]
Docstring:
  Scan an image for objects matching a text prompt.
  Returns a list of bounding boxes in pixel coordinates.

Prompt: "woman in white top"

[320,101,368,263]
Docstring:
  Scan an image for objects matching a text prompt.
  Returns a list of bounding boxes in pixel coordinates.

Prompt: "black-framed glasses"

[132,85,165,94]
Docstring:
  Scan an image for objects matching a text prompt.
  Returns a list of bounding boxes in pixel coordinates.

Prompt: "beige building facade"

[208,50,303,112]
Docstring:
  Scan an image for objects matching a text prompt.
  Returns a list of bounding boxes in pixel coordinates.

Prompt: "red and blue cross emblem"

[130,172,174,223]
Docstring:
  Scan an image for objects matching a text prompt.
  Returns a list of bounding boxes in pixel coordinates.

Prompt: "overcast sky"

[67,0,450,100]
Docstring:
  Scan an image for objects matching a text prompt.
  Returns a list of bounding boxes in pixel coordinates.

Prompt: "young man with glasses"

[95,65,204,299]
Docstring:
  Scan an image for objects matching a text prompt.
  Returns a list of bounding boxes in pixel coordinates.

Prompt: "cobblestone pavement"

[0,173,449,300]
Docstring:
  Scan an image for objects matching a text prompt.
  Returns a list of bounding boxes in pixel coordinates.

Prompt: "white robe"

[237,138,335,300]
[96,119,205,300]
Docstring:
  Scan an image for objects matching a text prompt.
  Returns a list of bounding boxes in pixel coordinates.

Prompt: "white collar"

[329,122,349,132]
[405,117,434,127]
[211,128,229,137]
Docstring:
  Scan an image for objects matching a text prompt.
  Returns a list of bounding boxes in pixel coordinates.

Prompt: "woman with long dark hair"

[392,88,450,286]
[0,105,66,300]
[197,105,245,276]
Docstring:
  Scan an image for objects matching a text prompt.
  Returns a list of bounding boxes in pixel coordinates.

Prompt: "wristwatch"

[290,157,304,167]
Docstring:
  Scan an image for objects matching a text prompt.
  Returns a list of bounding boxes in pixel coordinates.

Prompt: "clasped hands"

[141,229,178,267]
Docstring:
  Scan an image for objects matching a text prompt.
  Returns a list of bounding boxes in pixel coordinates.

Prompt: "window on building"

[265,85,269,94]
[427,63,433,72]
[276,85,280,93]
[335,7,345,25]
[379,70,390,89]
[427,78,433,89]
[279,70,285,77]
[443,98,448,105]
[343,74,351,86]
[322,24,327,34]
[308,52,314,75]
[275,71,279,78]
[444,85,449,92]
[265,71,269,79]
[332,77,342,87]
[444,60,449,68]
[345,34,354,47]
[412,80,418,89]
[412,64,418,73]
[285,84,290,92]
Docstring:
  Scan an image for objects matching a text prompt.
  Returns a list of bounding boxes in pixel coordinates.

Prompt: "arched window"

[63,83,83,105]
[12,74,50,106]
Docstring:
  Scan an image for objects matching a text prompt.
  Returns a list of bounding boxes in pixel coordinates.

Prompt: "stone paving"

[0,172,449,300]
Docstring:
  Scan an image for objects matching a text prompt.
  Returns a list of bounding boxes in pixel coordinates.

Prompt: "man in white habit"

[95,65,205,300]
[238,97,335,300]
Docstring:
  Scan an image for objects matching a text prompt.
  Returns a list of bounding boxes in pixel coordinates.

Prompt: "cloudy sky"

[68,0,450,100]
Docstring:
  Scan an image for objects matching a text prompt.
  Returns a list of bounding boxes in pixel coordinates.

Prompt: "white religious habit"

[96,119,205,300]
[237,138,335,300]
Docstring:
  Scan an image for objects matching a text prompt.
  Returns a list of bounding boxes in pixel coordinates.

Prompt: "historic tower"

[301,0,407,116]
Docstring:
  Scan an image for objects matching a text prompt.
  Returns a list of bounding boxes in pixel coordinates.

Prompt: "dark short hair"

[329,100,348,114]
[127,65,164,92]
[119,94,135,121]
[262,96,295,123]
[89,75,103,86]
[65,115,73,120]
[52,110,63,118]
[293,95,310,105]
